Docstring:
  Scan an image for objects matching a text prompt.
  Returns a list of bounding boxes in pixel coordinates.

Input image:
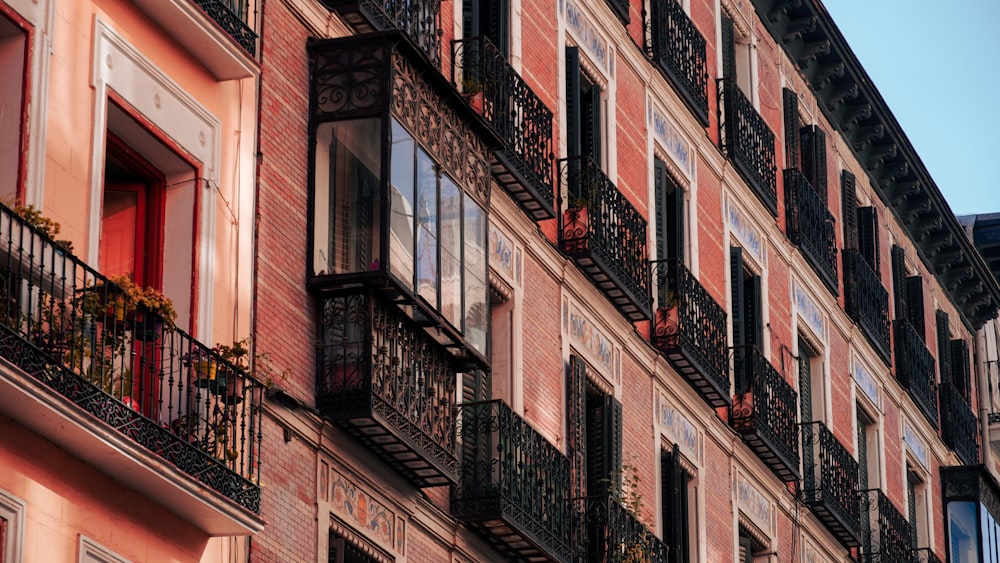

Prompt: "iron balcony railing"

[718,78,777,215]
[0,204,264,513]
[193,0,258,56]
[730,345,800,482]
[320,0,441,68]
[560,156,651,322]
[939,382,979,465]
[316,291,458,487]
[843,249,891,365]
[648,0,709,124]
[451,36,555,220]
[785,169,838,294]
[653,259,730,407]
[800,422,861,548]
[452,400,573,562]
[579,495,669,563]
[910,547,943,563]
[860,489,913,563]
[893,319,938,428]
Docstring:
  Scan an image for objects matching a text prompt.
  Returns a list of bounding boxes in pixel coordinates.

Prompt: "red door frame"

[0,4,33,202]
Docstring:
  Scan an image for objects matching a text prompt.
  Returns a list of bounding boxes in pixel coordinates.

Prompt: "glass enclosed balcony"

[0,203,264,532]
[652,259,730,407]
[893,319,938,428]
[800,422,861,549]
[451,36,555,220]
[843,249,891,365]
[939,382,978,465]
[318,0,441,67]
[860,489,913,563]
[785,169,838,294]
[579,495,669,563]
[452,400,573,562]
[730,346,800,482]
[648,0,709,124]
[560,156,651,322]
[316,291,461,487]
[718,78,777,215]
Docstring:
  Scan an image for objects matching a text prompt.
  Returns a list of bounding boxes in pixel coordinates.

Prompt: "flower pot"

[224,373,244,405]
[134,312,163,342]
[193,359,226,393]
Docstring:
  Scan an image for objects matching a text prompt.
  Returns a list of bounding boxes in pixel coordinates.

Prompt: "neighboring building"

[251,0,1000,561]
[0,0,264,561]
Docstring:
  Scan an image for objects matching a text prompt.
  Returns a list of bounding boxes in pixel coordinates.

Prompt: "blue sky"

[821,0,1000,216]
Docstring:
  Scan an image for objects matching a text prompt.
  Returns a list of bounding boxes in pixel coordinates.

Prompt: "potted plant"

[213,337,288,404]
[183,346,222,392]
[106,275,177,339]
[12,204,74,252]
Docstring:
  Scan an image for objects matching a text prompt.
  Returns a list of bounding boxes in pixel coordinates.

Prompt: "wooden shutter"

[799,343,813,424]
[857,206,880,274]
[950,339,971,401]
[655,160,685,263]
[936,310,952,385]
[329,537,345,563]
[585,392,622,495]
[907,471,918,548]
[661,444,687,563]
[746,274,763,351]
[906,276,925,341]
[721,14,737,81]
[800,124,827,199]
[891,245,908,321]
[584,83,602,164]
[607,394,623,491]
[730,247,747,391]
[462,0,478,38]
[783,88,800,170]
[568,355,587,498]
[485,0,509,57]
[857,410,869,491]
[841,170,858,250]
[566,46,582,164]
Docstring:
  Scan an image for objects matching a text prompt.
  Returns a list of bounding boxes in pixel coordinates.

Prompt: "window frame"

[661,442,698,563]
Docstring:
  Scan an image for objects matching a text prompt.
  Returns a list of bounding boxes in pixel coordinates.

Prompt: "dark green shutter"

[568,355,587,499]
[799,341,812,424]
[585,392,621,496]
[907,471,918,548]
[800,125,827,199]
[661,444,688,563]
[936,310,952,386]
[950,339,971,401]
[841,170,858,250]
[462,0,478,38]
[746,274,763,350]
[783,88,800,170]
[655,159,670,261]
[584,83,602,164]
[731,247,747,392]
[857,410,869,491]
[607,395,623,491]
[891,245,908,321]
[485,0,509,57]
[906,276,925,341]
[721,14,736,81]
[857,206,879,274]
[329,537,345,563]
[566,47,581,161]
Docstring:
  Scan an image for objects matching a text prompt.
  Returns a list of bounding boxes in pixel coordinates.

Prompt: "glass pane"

[464,196,488,355]
[312,119,382,276]
[947,501,979,563]
[439,175,462,327]
[389,120,415,289]
[416,149,438,308]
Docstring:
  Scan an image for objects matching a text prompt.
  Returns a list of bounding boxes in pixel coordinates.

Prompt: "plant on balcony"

[607,463,655,563]
[214,337,289,401]
[12,204,74,252]
[182,346,221,391]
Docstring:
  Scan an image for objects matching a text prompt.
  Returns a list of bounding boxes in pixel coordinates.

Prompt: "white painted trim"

[79,535,131,563]
[0,488,26,563]
[89,17,221,337]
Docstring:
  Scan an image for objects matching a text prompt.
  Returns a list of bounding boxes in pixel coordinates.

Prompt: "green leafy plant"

[106,274,177,330]
[13,205,74,251]
[215,336,289,388]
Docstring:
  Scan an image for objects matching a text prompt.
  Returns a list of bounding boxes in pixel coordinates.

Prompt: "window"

[720,13,752,97]
[730,246,762,393]
[906,464,928,549]
[797,336,825,424]
[737,526,767,563]
[566,46,603,170]
[946,501,978,563]
[856,404,880,491]
[490,284,515,405]
[568,356,622,498]
[0,10,28,202]
[799,125,826,200]
[782,89,800,170]
[311,117,490,355]
[654,158,685,264]
[891,245,924,339]
[661,444,697,563]
[462,0,508,55]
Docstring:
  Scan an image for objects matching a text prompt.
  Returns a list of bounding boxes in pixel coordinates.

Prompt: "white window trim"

[79,535,131,563]
[0,489,26,563]
[904,455,932,550]
[854,396,885,491]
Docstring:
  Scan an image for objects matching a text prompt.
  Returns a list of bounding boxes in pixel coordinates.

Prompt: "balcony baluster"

[939,382,979,465]
[785,169,838,293]
[193,0,258,56]
[718,78,778,215]
[319,0,441,67]
[843,249,891,365]
[893,319,938,428]
[860,489,913,563]
[648,0,709,124]
[579,495,669,563]
[800,422,861,548]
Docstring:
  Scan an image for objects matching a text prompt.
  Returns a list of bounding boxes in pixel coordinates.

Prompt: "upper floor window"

[906,463,929,549]
[730,245,763,393]
[566,46,604,170]
[661,443,698,562]
[891,245,925,339]
[720,12,752,98]
[797,336,825,424]
[462,0,509,55]
[654,157,685,264]
[856,402,881,491]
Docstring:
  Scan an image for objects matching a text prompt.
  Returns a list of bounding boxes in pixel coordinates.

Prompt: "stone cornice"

[752,0,1000,330]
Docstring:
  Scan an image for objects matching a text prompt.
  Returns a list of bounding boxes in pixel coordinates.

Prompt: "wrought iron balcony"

[318,0,441,68]
[652,259,730,407]
[451,37,555,220]
[579,495,669,563]
[910,547,943,563]
[718,78,777,215]
[800,422,861,549]
[730,346,800,482]
[860,489,913,563]
[560,156,651,322]
[843,250,891,365]
[893,320,938,428]
[193,0,258,56]
[316,291,459,487]
[452,400,573,562]
[785,169,838,294]
[0,204,264,518]
[939,382,978,465]
[648,0,709,125]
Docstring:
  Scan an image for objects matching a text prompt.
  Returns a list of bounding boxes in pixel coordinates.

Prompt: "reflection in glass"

[313,119,382,276]
[390,120,416,289]
[440,175,462,327]
[464,196,488,354]
[416,149,438,308]
[948,501,979,563]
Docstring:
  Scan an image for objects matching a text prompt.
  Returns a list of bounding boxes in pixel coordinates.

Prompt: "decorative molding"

[568,302,615,376]
[561,0,611,75]
[794,280,826,340]
[650,103,695,181]
[727,199,764,264]
[852,354,879,408]
[657,391,702,464]
[902,420,929,471]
